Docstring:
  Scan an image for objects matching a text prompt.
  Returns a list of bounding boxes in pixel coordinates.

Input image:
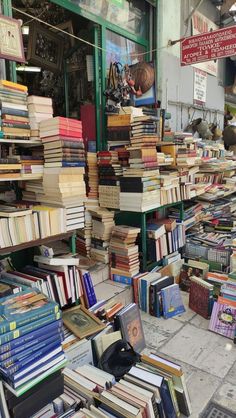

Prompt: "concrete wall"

[157,0,225,131]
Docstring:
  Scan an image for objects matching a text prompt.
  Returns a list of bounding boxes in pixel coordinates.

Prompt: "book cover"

[0,290,59,335]
[117,304,146,352]
[209,301,236,339]
[84,272,97,306]
[189,277,213,319]
[161,284,185,319]
[0,312,61,346]
[149,276,174,317]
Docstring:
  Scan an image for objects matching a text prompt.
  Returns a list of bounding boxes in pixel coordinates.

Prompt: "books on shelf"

[28,96,53,140]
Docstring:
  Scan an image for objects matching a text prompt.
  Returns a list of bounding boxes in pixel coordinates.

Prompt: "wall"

[157,0,225,131]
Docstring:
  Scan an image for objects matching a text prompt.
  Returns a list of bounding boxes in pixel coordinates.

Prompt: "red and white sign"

[181,25,236,67]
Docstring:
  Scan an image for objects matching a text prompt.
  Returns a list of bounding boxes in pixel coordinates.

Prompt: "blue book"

[84,272,97,306]
[0,289,60,335]
[112,274,133,285]
[161,284,185,319]
[0,340,62,377]
[82,273,93,307]
[8,350,65,388]
[0,319,63,354]
[1,107,28,117]
[159,381,177,418]
[0,332,63,366]
[61,161,85,167]
[0,312,61,346]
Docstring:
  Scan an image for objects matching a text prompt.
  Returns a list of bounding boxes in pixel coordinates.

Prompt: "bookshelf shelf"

[0,232,76,255]
[0,175,43,182]
[0,139,42,146]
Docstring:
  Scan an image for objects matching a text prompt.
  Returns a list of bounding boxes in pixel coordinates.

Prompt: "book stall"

[0,2,236,418]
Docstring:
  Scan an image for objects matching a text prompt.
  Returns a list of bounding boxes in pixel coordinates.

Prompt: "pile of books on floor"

[97,151,122,209]
[0,80,30,139]
[147,218,185,264]
[0,205,66,248]
[109,225,140,283]
[90,209,115,264]
[0,289,66,401]
[60,352,191,417]
[28,95,53,141]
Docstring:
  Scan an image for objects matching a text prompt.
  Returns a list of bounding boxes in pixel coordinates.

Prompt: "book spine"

[112,274,133,285]
[0,303,59,335]
[0,341,61,377]
[82,273,93,308]
[149,285,155,316]
[1,107,28,117]
[0,330,63,362]
[141,280,147,312]
[84,272,97,306]
[159,381,176,418]
[0,313,61,346]
[61,162,86,167]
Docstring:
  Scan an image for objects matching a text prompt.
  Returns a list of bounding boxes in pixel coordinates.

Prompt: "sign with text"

[181,25,236,67]
[194,68,207,105]
[192,11,218,77]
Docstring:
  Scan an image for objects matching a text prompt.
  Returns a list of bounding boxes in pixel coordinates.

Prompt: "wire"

[12,6,169,58]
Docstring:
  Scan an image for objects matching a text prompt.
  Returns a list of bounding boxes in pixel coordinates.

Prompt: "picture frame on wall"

[52,20,75,48]
[27,23,64,73]
[0,15,25,63]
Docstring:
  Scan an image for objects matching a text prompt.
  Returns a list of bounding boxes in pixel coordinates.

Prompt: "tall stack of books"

[21,179,44,202]
[76,207,92,257]
[97,151,122,209]
[0,80,30,139]
[90,208,115,264]
[20,155,44,179]
[109,225,140,282]
[28,96,53,141]
[39,117,86,232]
[85,152,99,202]
[0,289,66,399]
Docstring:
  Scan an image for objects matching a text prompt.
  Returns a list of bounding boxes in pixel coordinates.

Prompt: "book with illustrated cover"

[209,301,236,339]
[0,290,59,335]
[161,284,185,319]
[115,303,146,352]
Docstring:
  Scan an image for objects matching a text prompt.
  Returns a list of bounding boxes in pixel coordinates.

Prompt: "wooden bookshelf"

[0,232,76,255]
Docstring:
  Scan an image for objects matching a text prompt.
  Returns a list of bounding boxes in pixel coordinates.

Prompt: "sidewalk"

[141,292,236,417]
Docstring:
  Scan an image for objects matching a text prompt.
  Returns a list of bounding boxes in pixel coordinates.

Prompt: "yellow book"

[0,80,28,92]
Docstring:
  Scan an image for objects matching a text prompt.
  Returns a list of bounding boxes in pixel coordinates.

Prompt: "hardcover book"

[161,284,185,319]
[115,303,146,352]
[209,301,236,340]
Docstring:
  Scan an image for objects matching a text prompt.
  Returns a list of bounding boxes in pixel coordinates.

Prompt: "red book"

[189,280,212,319]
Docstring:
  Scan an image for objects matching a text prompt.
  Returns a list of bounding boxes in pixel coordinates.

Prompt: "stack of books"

[0,289,66,398]
[20,155,44,179]
[28,96,53,141]
[159,171,180,206]
[129,115,160,148]
[0,158,21,180]
[21,179,44,202]
[97,151,122,209]
[85,152,99,201]
[38,117,87,232]
[40,117,85,169]
[109,225,140,282]
[90,208,115,264]
[0,80,30,139]
[76,209,92,257]
[168,201,203,231]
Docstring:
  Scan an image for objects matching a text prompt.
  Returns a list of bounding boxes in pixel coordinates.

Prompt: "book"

[115,303,145,352]
[0,289,59,335]
[149,276,174,317]
[209,300,236,339]
[161,284,185,318]
[189,276,214,319]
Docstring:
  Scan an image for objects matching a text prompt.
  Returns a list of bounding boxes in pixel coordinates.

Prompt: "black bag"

[98,339,141,381]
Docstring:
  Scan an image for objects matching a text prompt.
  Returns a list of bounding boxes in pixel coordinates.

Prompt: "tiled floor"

[141,291,236,418]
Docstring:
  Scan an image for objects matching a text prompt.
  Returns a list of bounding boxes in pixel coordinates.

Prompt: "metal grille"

[201,402,236,418]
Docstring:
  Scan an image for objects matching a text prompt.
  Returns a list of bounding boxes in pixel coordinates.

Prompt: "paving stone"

[190,314,210,330]
[225,361,236,385]
[142,312,183,349]
[173,291,197,323]
[213,382,236,413]
[159,324,236,378]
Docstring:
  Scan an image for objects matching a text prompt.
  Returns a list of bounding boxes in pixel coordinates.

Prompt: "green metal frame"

[115,201,184,272]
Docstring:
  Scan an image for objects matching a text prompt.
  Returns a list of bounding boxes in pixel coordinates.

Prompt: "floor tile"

[142,313,184,349]
[184,370,221,418]
[190,314,210,330]
[213,382,236,413]
[225,361,236,385]
[159,324,236,378]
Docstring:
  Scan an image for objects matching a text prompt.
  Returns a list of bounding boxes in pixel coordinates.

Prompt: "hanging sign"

[193,68,207,105]
[0,15,25,63]
[192,11,218,76]
[181,25,236,67]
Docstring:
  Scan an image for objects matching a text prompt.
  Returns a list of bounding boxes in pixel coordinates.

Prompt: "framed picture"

[53,21,75,48]
[63,305,105,339]
[27,23,64,73]
[0,15,25,63]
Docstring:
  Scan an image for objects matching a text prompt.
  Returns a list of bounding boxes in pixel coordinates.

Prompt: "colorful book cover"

[112,274,133,285]
[209,301,236,340]
[0,290,59,335]
[117,304,146,353]
[161,284,185,319]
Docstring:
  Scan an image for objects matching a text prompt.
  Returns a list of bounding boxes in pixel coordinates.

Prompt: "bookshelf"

[0,231,77,255]
[115,201,184,271]
[0,139,42,146]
